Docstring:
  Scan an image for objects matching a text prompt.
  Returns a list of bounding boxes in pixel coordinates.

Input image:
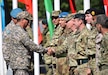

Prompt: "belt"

[77,58,88,65]
[88,54,95,60]
[56,53,67,58]
[100,65,108,70]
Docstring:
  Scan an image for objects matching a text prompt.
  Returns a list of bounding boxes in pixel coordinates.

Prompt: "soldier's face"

[66,18,75,30]
[52,17,59,25]
[74,18,81,29]
[85,14,94,24]
[23,19,29,28]
[59,18,66,27]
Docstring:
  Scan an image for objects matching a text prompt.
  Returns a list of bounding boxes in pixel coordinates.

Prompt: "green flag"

[44,0,54,39]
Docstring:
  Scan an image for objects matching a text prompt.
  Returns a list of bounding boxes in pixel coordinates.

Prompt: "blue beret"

[59,12,69,18]
[10,8,23,18]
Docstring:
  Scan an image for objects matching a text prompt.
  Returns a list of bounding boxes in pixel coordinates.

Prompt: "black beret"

[74,13,85,20]
[42,19,48,25]
[85,8,105,16]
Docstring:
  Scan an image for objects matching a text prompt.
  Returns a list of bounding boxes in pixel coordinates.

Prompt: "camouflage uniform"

[53,28,71,75]
[98,32,108,75]
[73,27,90,75]
[25,26,33,40]
[41,27,49,46]
[2,11,47,75]
[86,27,98,75]
[43,25,64,75]
[2,20,16,64]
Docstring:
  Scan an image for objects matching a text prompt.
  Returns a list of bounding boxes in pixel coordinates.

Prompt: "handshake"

[47,47,55,55]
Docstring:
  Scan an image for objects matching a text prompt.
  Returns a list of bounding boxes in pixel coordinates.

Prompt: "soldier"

[71,13,90,75]
[2,8,23,68]
[2,11,52,75]
[85,8,104,75]
[49,13,76,75]
[43,10,61,75]
[51,12,69,75]
[95,14,108,75]
[41,19,49,46]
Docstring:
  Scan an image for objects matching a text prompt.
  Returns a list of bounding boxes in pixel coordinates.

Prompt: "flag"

[0,0,5,31]
[44,0,54,39]
[18,0,32,14]
[103,0,108,16]
[18,0,43,44]
[69,0,76,13]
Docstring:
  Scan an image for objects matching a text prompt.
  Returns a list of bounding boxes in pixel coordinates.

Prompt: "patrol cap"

[85,8,105,16]
[77,10,84,14]
[10,8,23,18]
[52,10,61,17]
[65,13,76,22]
[59,12,69,18]
[16,11,33,20]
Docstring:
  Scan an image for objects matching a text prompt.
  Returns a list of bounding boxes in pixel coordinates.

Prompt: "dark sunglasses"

[52,16,58,19]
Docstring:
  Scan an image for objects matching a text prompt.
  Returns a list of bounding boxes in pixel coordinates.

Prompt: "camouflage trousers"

[99,65,108,75]
[13,69,29,75]
[74,59,98,75]
[56,57,69,75]
[99,69,108,75]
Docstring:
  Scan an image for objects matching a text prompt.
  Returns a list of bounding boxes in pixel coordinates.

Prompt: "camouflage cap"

[52,10,61,17]
[16,11,33,20]
[65,13,76,22]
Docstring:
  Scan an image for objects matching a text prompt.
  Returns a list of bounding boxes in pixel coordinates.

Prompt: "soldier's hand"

[86,68,91,75]
[47,47,54,55]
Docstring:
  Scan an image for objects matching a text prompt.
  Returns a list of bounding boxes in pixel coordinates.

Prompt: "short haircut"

[96,14,108,28]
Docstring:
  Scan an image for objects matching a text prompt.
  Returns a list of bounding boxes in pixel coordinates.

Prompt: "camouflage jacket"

[2,20,16,62]
[2,24,46,69]
[44,25,64,47]
[41,28,49,46]
[25,26,33,40]
[54,28,72,56]
[87,27,98,55]
[75,27,90,59]
[99,32,108,65]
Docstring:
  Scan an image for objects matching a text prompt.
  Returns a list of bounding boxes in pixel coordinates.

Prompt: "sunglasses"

[52,16,58,19]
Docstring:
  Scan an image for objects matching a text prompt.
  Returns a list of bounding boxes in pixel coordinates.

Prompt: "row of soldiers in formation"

[41,8,108,75]
[2,7,108,75]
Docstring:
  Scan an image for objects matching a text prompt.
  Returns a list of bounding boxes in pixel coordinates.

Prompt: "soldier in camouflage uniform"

[41,19,49,46]
[67,13,90,75]
[84,8,105,75]
[2,11,51,75]
[95,14,108,75]
[2,8,23,68]
[49,13,77,75]
[50,12,70,75]
[43,10,62,75]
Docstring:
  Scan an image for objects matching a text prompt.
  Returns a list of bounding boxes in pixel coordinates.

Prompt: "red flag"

[103,0,108,16]
[18,0,32,14]
[69,0,76,13]
[38,26,43,44]
[18,0,43,44]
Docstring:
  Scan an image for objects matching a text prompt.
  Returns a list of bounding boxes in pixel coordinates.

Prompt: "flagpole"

[83,0,90,12]
[12,0,17,9]
[0,3,4,75]
[32,0,40,75]
[54,0,60,10]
